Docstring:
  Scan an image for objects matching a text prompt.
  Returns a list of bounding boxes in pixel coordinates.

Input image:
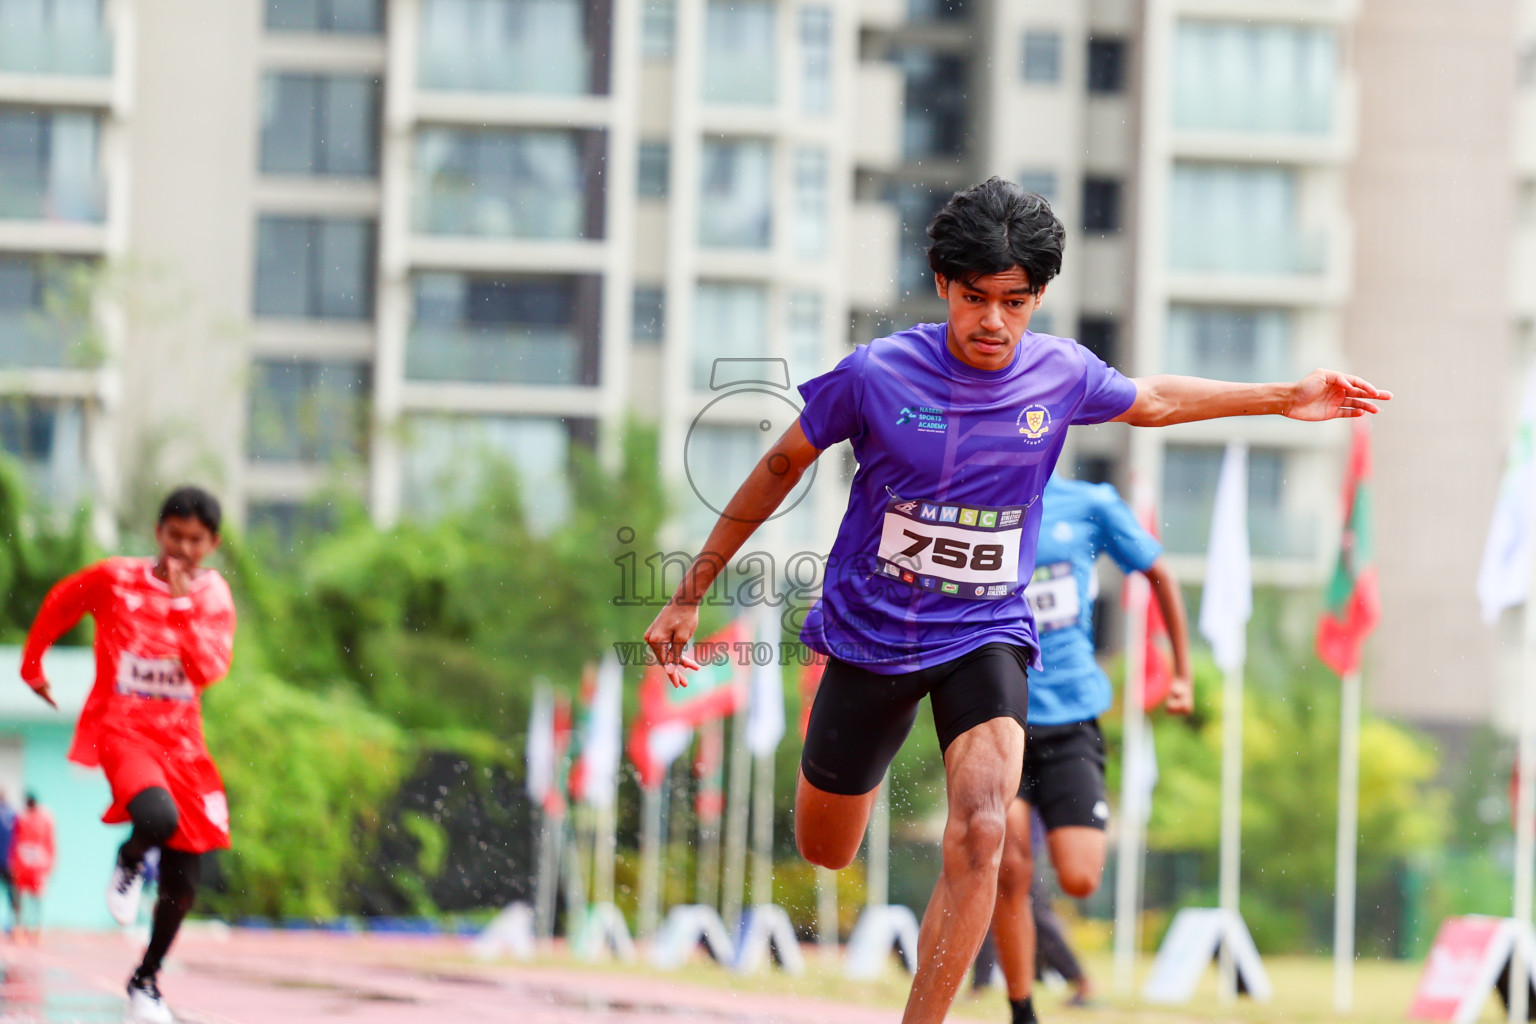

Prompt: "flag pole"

[1114,566,1151,993]
[722,697,752,931]
[639,780,663,939]
[1217,652,1245,1003]
[868,780,891,907]
[751,750,775,908]
[1512,555,1536,1021]
[817,866,839,954]
[535,805,561,940]
[1333,669,1362,1013]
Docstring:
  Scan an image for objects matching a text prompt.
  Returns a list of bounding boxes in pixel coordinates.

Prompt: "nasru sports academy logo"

[1017,404,1052,442]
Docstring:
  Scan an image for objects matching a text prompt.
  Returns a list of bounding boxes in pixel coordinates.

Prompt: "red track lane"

[1,928,916,1023]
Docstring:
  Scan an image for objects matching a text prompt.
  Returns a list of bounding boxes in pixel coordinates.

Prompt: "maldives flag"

[1128,479,1173,712]
[628,620,750,790]
[1316,419,1380,676]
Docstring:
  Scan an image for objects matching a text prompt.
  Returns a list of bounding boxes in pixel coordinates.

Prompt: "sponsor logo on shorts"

[1093,800,1110,821]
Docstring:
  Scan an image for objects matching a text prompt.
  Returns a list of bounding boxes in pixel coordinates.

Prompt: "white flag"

[1133,727,1159,827]
[526,683,554,804]
[1198,441,1252,673]
[579,654,624,809]
[1477,365,1536,624]
[746,604,785,756]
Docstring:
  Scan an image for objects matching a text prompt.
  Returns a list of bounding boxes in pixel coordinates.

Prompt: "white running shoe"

[107,859,145,926]
[127,973,173,1024]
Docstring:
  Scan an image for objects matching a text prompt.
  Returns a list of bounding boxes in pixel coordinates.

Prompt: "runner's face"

[155,516,219,568]
[936,267,1045,372]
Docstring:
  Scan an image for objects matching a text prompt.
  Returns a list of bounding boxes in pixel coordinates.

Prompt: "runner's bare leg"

[795,770,879,869]
[992,798,1037,1000]
[903,717,1024,1024]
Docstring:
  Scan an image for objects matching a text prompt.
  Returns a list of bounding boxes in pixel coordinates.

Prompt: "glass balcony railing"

[0,312,87,368]
[1171,22,1337,136]
[0,176,104,223]
[418,0,594,95]
[1168,229,1328,276]
[0,1,111,76]
[405,325,585,386]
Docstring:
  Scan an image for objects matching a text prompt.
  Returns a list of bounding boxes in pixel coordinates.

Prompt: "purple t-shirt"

[796,322,1137,674]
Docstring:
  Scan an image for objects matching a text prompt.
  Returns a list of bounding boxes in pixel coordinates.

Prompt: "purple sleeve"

[1070,345,1138,425]
[796,347,866,449]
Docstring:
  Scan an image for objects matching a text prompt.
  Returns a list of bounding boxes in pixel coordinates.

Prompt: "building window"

[1086,37,1126,94]
[892,48,967,159]
[633,285,664,344]
[0,396,87,509]
[1173,22,1337,134]
[694,282,768,388]
[1029,311,1054,336]
[414,126,605,240]
[1166,306,1291,382]
[266,0,382,32]
[1168,163,1315,274]
[418,0,608,96]
[402,414,584,529]
[799,6,833,115]
[0,0,111,76]
[1017,169,1057,204]
[0,108,102,222]
[260,73,381,177]
[248,358,369,462]
[906,0,966,22]
[1076,316,1116,366]
[1162,445,1312,558]
[0,255,92,369]
[793,146,828,260]
[1082,177,1121,233]
[637,140,669,198]
[1021,30,1061,84]
[890,182,947,296]
[641,0,675,60]
[699,137,772,249]
[1075,455,1114,486]
[787,290,823,378]
[703,0,776,105]
[254,216,376,320]
[408,272,601,386]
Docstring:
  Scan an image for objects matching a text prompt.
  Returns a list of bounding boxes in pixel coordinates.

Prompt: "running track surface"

[0,928,920,1023]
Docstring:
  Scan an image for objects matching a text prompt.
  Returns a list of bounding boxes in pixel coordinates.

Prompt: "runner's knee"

[997,841,1033,897]
[945,804,1007,875]
[127,787,178,846]
[796,822,861,870]
[1055,862,1102,899]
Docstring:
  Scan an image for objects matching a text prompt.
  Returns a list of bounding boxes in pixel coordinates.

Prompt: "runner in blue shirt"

[991,474,1192,1022]
[643,178,1389,1024]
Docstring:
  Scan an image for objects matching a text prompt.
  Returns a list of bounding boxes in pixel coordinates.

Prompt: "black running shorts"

[799,642,1030,796]
[1018,719,1109,831]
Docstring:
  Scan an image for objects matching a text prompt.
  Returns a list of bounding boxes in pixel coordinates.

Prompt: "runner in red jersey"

[21,486,233,1024]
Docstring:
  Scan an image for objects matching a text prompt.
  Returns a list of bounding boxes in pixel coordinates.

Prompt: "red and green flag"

[1317,420,1380,676]
[628,620,750,791]
[694,719,726,823]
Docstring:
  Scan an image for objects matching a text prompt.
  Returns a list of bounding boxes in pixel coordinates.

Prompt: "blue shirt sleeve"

[797,346,866,450]
[1070,345,1138,425]
[1092,483,1162,574]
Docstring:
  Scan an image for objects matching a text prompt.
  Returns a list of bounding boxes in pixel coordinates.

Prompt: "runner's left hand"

[25,679,57,710]
[1163,673,1194,715]
[1285,370,1392,421]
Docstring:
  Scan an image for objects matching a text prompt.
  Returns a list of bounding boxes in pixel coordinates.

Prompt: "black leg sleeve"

[119,788,179,869]
[135,849,201,981]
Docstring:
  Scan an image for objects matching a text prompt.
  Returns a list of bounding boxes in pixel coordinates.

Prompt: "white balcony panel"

[408,236,607,274]
[258,35,387,73]
[400,381,605,417]
[413,91,612,129]
[845,200,898,310]
[1170,0,1358,26]
[858,0,903,30]
[0,71,110,106]
[0,220,107,255]
[854,63,903,172]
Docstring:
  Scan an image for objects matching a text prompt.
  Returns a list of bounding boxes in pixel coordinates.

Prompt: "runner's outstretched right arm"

[20,563,108,708]
[644,420,821,687]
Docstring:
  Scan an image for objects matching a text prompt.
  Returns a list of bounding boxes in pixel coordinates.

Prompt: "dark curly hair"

[925,177,1065,292]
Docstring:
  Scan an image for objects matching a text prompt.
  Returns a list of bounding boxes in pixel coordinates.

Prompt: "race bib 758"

[876,496,1031,600]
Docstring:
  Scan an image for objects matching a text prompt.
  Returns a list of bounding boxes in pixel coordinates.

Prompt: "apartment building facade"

[0,0,898,556]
